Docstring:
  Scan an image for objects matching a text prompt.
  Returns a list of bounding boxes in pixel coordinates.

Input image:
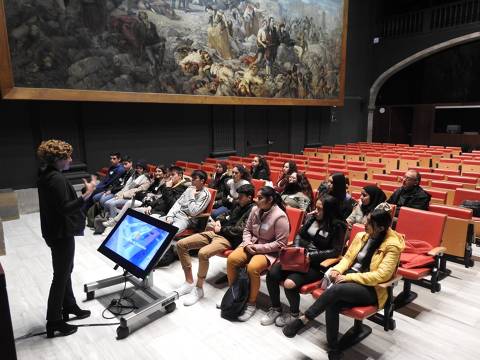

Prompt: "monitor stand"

[83,272,178,339]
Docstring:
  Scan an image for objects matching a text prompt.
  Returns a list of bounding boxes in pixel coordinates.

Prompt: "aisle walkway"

[1,213,479,360]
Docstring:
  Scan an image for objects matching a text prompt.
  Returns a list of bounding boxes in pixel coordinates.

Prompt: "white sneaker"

[102,218,117,227]
[216,299,222,309]
[183,287,204,306]
[174,282,194,297]
[238,304,257,322]
[260,307,282,326]
[275,312,299,327]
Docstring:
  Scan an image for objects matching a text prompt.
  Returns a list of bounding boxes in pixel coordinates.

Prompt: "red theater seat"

[309,251,401,350]
[394,207,447,309]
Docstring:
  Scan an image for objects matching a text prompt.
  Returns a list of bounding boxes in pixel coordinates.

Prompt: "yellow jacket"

[331,228,405,309]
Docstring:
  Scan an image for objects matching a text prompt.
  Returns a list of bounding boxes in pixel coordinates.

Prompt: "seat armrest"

[378,275,402,288]
[320,257,341,268]
[428,246,447,256]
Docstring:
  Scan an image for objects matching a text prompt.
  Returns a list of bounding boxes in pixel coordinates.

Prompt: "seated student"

[102,165,168,227]
[275,160,298,193]
[282,208,405,360]
[281,172,312,211]
[97,156,134,210]
[88,152,126,208]
[226,186,289,322]
[319,173,356,220]
[211,164,251,219]
[210,161,232,210]
[346,185,387,229]
[175,184,256,306]
[160,170,211,234]
[103,160,151,218]
[262,195,346,327]
[251,155,271,181]
[299,172,315,211]
[387,169,431,216]
[141,165,189,217]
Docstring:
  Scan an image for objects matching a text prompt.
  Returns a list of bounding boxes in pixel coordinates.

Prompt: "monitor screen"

[98,209,178,279]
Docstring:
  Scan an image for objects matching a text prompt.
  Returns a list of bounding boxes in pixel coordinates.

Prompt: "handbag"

[279,247,310,273]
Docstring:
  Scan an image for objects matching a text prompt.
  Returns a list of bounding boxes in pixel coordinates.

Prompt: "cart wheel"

[165,302,176,313]
[86,291,95,301]
[433,283,441,293]
[390,319,396,331]
[116,326,130,340]
[468,259,475,268]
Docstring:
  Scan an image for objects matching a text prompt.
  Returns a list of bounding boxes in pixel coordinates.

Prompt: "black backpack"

[220,268,250,320]
[86,202,102,228]
[460,200,480,217]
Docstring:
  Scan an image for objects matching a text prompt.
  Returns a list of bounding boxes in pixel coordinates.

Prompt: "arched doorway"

[367,31,480,141]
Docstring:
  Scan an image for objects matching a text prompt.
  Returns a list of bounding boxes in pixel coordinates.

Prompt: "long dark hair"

[361,185,386,216]
[251,155,271,178]
[368,208,392,240]
[282,178,302,195]
[320,194,343,230]
[259,186,286,212]
[278,160,298,186]
[298,172,314,211]
[233,164,252,181]
[284,160,298,175]
[330,173,347,202]
[211,161,229,188]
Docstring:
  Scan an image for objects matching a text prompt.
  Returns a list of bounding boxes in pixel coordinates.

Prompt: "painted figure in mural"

[7,0,345,99]
[255,17,278,77]
[134,11,167,72]
[207,7,233,59]
[80,0,107,33]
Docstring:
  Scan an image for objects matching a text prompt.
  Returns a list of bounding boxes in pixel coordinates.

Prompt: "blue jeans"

[92,191,104,203]
[99,193,115,209]
[211,206,229,220]
[104,197,128,218]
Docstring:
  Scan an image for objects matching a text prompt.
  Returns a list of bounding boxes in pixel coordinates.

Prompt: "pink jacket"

[241,204,289,265]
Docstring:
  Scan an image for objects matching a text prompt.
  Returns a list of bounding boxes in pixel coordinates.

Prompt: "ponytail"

[259,186,286,212]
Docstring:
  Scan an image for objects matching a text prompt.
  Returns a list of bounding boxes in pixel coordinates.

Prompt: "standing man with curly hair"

[37,139,96,338]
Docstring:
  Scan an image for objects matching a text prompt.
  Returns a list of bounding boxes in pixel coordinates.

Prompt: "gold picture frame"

[0,0,348,106]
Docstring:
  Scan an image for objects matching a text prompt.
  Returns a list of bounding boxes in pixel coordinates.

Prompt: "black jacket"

[110,168,135,194]
[37,165,86,243]
[340,197,357,221]
[150,180,189,215]
[251,167,270,181]
[217,202,255,248]
[211,173,231,207]
[387,185,431,215]
[295,216,346,268]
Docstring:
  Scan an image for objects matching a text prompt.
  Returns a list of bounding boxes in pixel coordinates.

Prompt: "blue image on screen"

[104,215,170,270]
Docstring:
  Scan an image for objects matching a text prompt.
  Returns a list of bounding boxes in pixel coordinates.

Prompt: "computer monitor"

[98,209,178,279]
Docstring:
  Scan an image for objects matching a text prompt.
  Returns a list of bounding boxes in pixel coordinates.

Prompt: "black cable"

[102,270,138,319]
[15,322,121,341]
[15,271,139,340]
[15,271,137,340]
